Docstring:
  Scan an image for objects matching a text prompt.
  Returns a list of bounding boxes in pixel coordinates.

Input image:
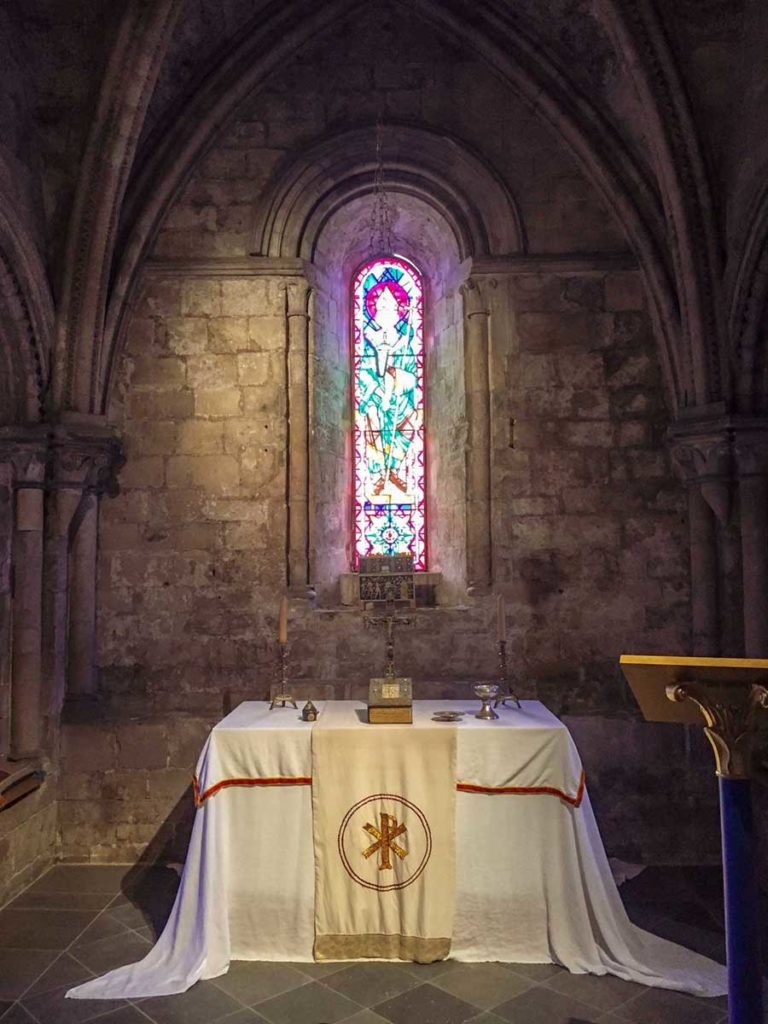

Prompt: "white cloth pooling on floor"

[67,700,726,1000]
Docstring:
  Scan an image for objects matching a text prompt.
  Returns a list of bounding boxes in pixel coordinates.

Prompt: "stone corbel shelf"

[0,762,45,812]
[339,572,442,607]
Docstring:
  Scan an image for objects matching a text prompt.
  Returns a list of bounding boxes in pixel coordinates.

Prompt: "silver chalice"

[474,683,500,720]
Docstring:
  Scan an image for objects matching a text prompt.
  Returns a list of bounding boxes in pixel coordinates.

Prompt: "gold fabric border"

[315,933,450,963]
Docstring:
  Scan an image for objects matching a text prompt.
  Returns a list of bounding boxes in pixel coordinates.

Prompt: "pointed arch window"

[352,255,426,570]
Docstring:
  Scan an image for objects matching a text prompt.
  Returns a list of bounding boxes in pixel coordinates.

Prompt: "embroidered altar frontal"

[311,702,456,961]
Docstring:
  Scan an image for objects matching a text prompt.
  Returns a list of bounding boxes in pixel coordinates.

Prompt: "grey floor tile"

[493,985,604,1023]
[465,1015,508,1024]
[8,892,113,913]
[375,982,478,1024]
[609,986,727,1024]
[323,963,418,1007]
[256,979,361,1024]
[28,866,128,895]
[0,910,96,950]
[0,1005,37,1023]
[433,963,533,1010]
[94,1010,156,1024]
[288,961,350,980]
[69,931,152,974]
[543,971,648,1012]
[0,949,58,1000]
[135,980,242,1024]
[338,1011,391,1023]
[107,903,152,930]
[212,961,310,1005]
[21,983,129,1024]
[72,915,131,949]
[25,952,95,997]
[397,958,457,981]
[503,961,566,981]
[217,1011,271,1024]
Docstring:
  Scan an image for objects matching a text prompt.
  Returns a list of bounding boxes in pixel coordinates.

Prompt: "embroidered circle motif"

[337,793,432,892]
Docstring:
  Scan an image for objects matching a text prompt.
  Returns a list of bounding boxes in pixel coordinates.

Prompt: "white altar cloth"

[68,700,726,1000]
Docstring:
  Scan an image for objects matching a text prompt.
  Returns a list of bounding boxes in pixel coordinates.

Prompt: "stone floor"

[0,863,763,1024]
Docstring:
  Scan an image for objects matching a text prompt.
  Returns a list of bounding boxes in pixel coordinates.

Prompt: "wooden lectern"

[620,655,768,1024]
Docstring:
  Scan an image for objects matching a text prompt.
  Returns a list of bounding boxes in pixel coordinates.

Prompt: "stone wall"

[0,786,57,907]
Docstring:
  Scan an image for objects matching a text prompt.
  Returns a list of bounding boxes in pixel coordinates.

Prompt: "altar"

[68,699,726,1001]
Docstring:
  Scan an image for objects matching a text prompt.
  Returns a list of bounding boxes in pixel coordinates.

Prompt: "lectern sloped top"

[620,654,768,725]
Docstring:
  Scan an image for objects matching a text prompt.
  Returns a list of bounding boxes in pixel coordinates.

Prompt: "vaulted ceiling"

[1,0,767,424]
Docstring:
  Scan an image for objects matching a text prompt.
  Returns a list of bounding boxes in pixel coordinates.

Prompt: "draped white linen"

[68,700,726,1000]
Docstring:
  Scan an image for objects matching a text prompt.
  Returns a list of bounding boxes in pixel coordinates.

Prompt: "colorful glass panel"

[352,256,426,570]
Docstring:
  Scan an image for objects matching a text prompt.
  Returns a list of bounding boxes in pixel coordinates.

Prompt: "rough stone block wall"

[57,713,211,865]
[101,274,287,716]
[495,270,690,713]
[0,787,57,907]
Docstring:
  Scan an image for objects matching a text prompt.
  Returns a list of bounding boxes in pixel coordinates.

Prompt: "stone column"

[687,488,719,655]
[0,428,48,759]
[461,277,495,593]
[734,428,768,657]
[285,279,311,595]
[669,421,732,657]
[50,422,123,705]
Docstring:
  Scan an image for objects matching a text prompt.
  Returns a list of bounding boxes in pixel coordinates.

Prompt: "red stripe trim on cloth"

[456,770,586,807]
[192,770,586,808]
[193,775,312,807]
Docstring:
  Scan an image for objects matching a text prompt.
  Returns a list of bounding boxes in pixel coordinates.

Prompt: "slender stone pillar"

[735,430,768,657]
[285,279,311,595]
[688,487,719,655]
[461,277,495,593]
[668,419,732,657]
[0,428,48,759]
[67,493,99,696]
[50,421,123,706]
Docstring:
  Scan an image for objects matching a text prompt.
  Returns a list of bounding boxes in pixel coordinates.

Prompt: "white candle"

[278,597,288,645]
[496,594,506,643]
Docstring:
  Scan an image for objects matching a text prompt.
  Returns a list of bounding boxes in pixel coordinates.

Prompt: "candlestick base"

[493,639,522,708]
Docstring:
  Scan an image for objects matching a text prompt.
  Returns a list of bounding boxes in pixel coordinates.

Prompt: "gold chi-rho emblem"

[363,812,407,870]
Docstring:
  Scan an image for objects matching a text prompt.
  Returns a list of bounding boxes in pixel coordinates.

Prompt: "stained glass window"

[352,255,426,570]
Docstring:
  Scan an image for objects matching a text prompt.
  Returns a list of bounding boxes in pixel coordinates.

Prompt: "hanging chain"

[369,121,394,256]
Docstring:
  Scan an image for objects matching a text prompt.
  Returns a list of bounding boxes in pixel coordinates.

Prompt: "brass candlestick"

[494,639,521,708]
[270,642,297,709]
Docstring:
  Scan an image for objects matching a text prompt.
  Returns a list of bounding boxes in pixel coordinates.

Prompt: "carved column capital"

[460,276,497,318]
[50,425,125,498]
[284,278,312,318]
[668,416,733,524]
[0,425,49,485]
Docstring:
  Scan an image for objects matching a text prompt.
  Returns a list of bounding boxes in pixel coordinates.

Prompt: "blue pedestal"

[719,776,763,1024]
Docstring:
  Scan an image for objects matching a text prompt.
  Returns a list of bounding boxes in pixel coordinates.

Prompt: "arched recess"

[729,180,768,414]
[0,202,54,424]
[251,124,525,261]
[100,0,687,421]
[300,184,468,597]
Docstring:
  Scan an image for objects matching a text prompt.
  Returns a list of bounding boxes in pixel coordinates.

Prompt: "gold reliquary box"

[368,676,413,724]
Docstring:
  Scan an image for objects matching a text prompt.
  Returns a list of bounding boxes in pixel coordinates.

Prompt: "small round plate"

[432,711,465,722]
